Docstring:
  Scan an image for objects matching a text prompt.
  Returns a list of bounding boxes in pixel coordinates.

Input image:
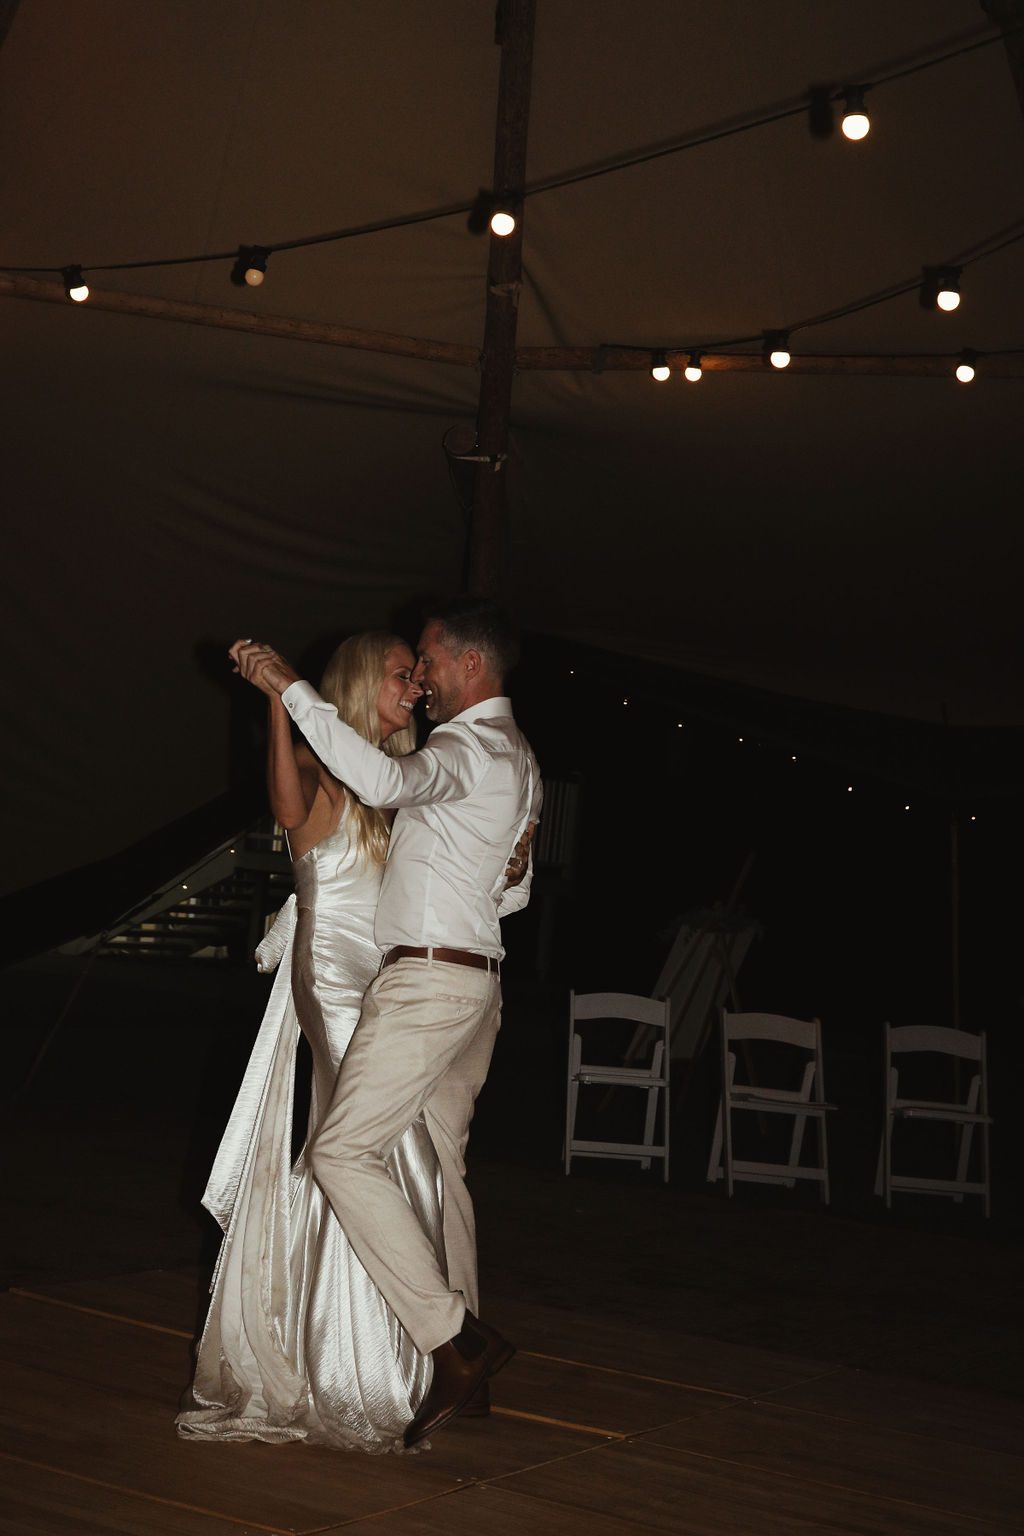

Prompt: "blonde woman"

[178,633,437,1452]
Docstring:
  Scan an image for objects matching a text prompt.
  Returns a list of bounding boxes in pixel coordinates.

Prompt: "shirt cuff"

[281,679,324,717]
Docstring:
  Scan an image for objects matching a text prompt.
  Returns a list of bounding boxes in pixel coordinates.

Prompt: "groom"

[230,597,541,1446]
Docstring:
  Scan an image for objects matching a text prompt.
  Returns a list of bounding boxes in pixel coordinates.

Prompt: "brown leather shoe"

[404,1312,513,1448]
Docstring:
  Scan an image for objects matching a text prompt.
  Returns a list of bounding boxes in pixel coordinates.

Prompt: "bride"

[177,632,437,1452]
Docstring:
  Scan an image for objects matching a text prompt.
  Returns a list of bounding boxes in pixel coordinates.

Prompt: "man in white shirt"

[229,598,541,1447]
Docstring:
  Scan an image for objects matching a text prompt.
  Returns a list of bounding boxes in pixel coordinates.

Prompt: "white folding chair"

[565,992,670,1180]
[707,1011,833,1201]
[875,1023,992,1216]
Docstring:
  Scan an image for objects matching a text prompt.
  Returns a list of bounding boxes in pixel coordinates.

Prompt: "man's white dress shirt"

[282,684,541,959]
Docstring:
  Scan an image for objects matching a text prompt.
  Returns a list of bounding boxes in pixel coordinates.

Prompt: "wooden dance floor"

[1,1266,1021,1535]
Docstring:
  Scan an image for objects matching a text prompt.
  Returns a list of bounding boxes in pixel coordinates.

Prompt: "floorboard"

[640,1399,1024,1525]
[494,1436,1004,1534]
[765,1366,1024,1458]
[0,1295,594,1533]
[485,1287,834,1396]
[315,1481,651,1535]
[0,1452,281,1536]
[5,1271,1019,1536]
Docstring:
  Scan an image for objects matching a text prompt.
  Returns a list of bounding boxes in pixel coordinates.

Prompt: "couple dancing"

[176,597,540,1454]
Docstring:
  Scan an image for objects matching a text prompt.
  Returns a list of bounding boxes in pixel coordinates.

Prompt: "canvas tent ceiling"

[2,0,1023,899]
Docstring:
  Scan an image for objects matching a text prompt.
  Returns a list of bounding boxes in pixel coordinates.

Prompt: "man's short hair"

[425,595,520,680]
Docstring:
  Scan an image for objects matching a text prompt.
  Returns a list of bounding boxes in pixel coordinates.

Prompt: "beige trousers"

[308,956,501,1354]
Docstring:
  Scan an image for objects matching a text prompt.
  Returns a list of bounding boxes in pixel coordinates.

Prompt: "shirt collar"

[448,694,513,726]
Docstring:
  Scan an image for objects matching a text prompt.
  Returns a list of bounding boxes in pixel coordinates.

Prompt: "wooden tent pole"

[982,1,1024,120]
[467,0,537,598]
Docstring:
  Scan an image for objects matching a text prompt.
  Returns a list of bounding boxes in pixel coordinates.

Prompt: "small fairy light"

[244,248,268,286]
[489,197,517,237]
[790,755,797,761]
[921,266,962,312]
[904,804,911,811]
[970,814,977,822]
[651,350,671,382]
[738,737,744,743]
[622,697,629,706]
[840,85,870,141]
[684,350,703,382]
[764,331,791,369]
[63,265,89,302]
[182,883,189,890]
[677,722,684,729]
[955,349,977,384]
[569,668,574,676]
[847,785,854,793]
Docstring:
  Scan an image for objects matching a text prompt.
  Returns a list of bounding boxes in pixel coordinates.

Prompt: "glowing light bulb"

[684,350,703,382]
[955,349,977,383]
[651,350,671,382]
[920,266,962,313]
[764,331,791,369]
[232,245,269,288]
[490,209,516,237]
[840,86,870,141]
[244,248,268,286]
[63,265,89,302]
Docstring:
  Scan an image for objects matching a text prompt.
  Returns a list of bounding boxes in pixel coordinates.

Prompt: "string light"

[651,350,671,382]
[7,24,1023,307]
[847,785,854,793]
[62,265,89,302]
[764,331,791,369]
[232,245,269,287]
[955,348,977,383]
[840,85,870,141]
[920,265,962,311]
[490,203,517,237]
[684,350,703,382]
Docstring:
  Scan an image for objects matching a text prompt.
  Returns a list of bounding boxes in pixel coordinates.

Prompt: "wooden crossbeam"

[3,271,1021,376]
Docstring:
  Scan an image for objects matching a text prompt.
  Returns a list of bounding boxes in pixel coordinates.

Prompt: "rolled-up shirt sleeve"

[496,772,543,918]
[282,680,485,807]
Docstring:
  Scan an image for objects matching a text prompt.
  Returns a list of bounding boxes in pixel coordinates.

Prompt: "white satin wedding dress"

[176,819,438,1452]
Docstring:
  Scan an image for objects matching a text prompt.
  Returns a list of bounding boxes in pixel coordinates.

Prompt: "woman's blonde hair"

[319,631,416,863]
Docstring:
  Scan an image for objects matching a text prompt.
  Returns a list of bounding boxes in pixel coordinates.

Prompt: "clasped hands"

[229,638,300,697]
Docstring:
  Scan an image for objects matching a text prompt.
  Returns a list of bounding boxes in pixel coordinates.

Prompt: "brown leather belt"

[381,944,496,972]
